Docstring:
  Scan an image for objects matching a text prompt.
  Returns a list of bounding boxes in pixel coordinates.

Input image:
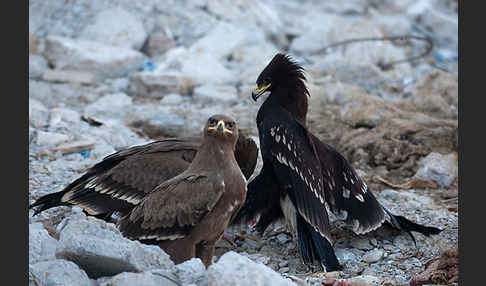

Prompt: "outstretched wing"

[117,173,225,242]
[309,133,386,234]
[259,107,332,243]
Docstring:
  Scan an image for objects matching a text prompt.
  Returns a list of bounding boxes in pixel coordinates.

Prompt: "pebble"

[362,249,384,263]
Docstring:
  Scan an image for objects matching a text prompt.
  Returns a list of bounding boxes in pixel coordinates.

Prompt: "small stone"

[35,131,69,146]
[42,69,96,85]
[362,249,384,263]
[44,36,146,79]
[277,233,291,244]
[55,214,175,278]
[29,222,58,264]
[279,267,290,273]
[145,32,176,58]
[175,258,207,286]
[48,107,80,129]
[370,238,378,247]
[414,152,458,187]
[29,99,49,128]
[207,251,296,286]
[194,85,238,103]
[29,259,92,286]
[79,7,147,50]
[29,54,48,79]
[278,261,289,268]
[97,270,179,286]
[129,71,196,98]
[84,93,133,121]
[335,248,360,264]
[160,93,184,105]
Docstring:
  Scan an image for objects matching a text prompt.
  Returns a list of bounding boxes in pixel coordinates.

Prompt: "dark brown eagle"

[233,53,442,271]
[117,114,248,267]
[29,122,258,225]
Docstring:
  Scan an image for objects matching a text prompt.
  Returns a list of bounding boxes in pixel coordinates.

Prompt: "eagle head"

[252,53,309,102]
[205,114,239,145]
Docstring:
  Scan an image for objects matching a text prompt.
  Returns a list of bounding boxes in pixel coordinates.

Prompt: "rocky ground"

[29,0,458,285]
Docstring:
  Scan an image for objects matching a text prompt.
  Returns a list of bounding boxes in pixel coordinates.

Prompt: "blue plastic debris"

[79,149,91,159]
[139,60,156,72]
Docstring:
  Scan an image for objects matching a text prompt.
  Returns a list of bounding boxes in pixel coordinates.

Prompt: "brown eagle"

[233,53,442,271]
[29,121,258,224]
[117,114,248,267]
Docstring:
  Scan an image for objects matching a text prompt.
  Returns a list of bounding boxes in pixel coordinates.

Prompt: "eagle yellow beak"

[208,120,233,134]
[251,83,271,101]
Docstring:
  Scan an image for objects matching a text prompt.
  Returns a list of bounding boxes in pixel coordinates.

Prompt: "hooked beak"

[208,120,233,134]
[251,83,271,101]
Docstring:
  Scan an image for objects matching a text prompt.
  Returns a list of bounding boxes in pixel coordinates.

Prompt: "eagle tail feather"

[297,214,342,271]
[29,191,68,216]
[384,207,442,246]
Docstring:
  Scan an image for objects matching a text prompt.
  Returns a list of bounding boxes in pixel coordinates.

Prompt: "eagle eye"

[226,121,234,129]
[208,118,217,125]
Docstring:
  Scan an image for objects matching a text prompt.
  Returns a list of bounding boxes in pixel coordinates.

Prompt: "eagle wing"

[310,133,386,234]
[117,173,225,242]
[58,138,201,216]
[259,108,333,243]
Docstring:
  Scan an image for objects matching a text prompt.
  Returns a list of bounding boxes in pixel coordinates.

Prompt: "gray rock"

[29,0,159,40]
[127,104,186,138]
[29,98,49,128]
[207,251,296,286]
[84,93,133,122]
[277,233,292,244]
[44,36,146,79]
[97,270,180,286]
[160,93,184,105]
[29,259,93,286]
[29,54,48,79]
[362,249,384,263]
[48,107,81,129]
[193,85,238,103]
[34,131,70,146]
[379,189,435,210]
[335,248,361,264]
[145,31,176,58]
[175,258,208,286]
[79,7,147,50]
[189,21,250,60]
[129,70,196,98]
[42,69,96,85]
[152,47,235,85]
[414,152,458,187]
[29,223,58,264]
[55,214,175,278]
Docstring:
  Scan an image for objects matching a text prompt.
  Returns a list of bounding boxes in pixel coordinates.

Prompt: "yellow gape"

[208,120,233,134]
[251,83,271,100]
